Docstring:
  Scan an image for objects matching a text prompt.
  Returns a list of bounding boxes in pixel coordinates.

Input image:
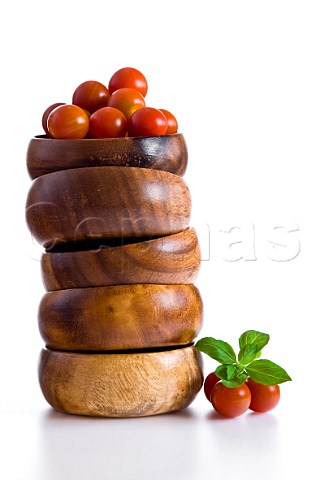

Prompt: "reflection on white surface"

[36,408,203,480]
[203,410,281,480]
[1,401,287,480]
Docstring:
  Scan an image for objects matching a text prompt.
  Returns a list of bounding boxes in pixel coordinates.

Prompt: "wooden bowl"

[38,284,203,351]
[41,228,200,290]
[27,134,188,179]
[26,166,191,249]
[38,346,203,417]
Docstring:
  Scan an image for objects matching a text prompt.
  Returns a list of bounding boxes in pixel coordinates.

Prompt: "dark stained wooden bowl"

[27,134,188,179]
[41,228,200,290]
[26,166,191,249]
[38,284,203,351]
[39,346,203,417]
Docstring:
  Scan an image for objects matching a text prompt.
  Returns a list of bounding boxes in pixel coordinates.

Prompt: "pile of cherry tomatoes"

[204,372,280,418]
[42,67,178,139]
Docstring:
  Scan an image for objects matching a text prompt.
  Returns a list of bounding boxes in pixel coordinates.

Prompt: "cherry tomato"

[82,109,91,119]
[47,104,89,139]
[211,382,251,418]
[88,107,127,138]
[128,107,168,137]
[108,67,148,97]
[72,80,110,113]
[204,372,220,402]
[108,88,145,120]
[42,102,65,135]
[246,378,280,413]
[159,109,178,134]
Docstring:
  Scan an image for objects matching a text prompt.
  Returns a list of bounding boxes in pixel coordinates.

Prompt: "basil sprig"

[195,330,291,388]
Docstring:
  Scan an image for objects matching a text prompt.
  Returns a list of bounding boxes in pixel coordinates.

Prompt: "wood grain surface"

[41,228,200,290]
[26,166,191,248]
[38,284,203,350]
[38,346,203,417]
[27,134,188,179]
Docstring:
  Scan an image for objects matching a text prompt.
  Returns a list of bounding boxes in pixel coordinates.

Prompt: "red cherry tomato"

[128,107,168,137]
[211,382,251,418]
[82,109,91,119]
[72,80,110,113]
[47,104,89,139]
[204,372,220,402]
[88,107,127,138]
[246,378,280,413]
[108,67,148,97]
[159,109,178,134]
[42,102,65,135]
[108,88,145,120]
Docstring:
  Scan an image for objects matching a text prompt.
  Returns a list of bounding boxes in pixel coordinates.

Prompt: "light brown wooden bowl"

[38,346,203,417]
[38,284,203,351]
[41,228,200,290]
[27,134,188,179]
[26,166,191,249]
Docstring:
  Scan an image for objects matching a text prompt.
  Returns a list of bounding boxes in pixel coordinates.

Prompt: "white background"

[1,1,319,478]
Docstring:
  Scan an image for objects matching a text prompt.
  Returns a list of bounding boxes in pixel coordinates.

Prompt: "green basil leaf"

[221,373,248,388]
[195,337,236,364]
[238,344,258,365]
[215,364,238,381]
[246,359,292,385]
[215,365,247,387]
[239,330,270,354]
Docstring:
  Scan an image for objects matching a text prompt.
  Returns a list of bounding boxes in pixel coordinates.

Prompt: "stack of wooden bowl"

[25,133,203,417]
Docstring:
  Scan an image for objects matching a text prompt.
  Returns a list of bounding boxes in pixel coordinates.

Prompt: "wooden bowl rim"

[41,282,201,294]
[42,344,198,358]
[41,228,200,290]
[32,133,183,142]
[42,227,196,254]
[30,163,187,181]
[27,133,188,179]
